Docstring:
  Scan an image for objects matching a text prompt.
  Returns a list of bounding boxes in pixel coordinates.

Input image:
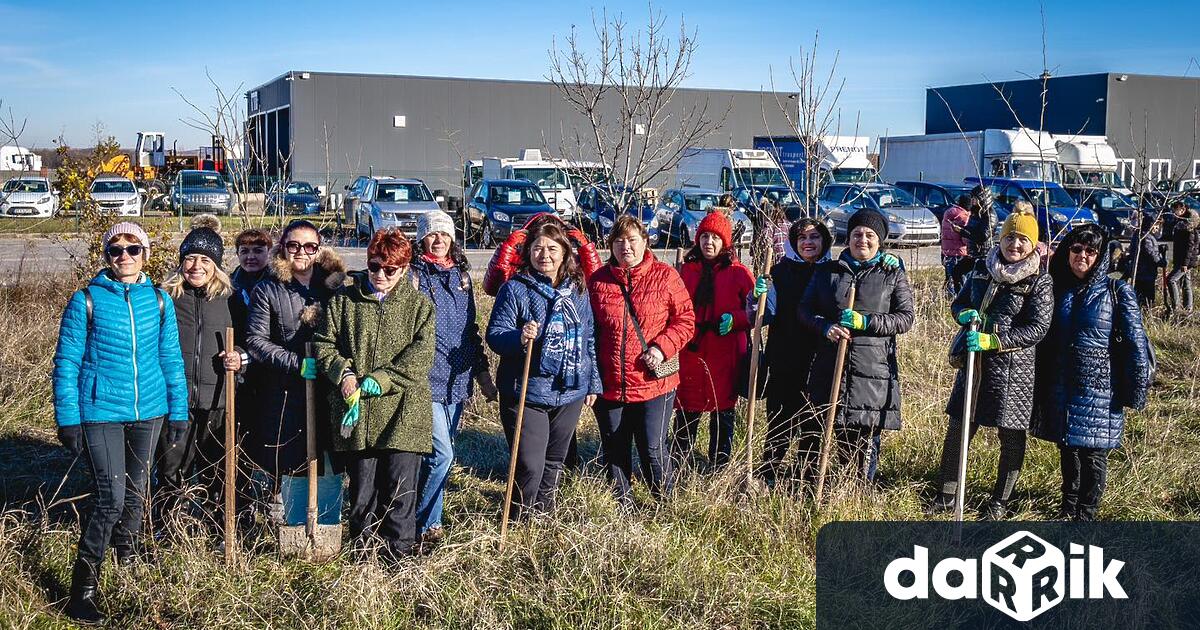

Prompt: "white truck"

[1054,135,1131,192]
[675,148,789,191]
[818,136,877,183]
[878,128,1059,184]
[1,145,41,172]
[483,149,577,217]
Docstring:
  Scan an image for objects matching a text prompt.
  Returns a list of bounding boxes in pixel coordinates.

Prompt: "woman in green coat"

[314,229,435,560]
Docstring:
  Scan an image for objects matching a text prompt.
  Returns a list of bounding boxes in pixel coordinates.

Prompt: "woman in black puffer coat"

[931,209,1053,519]
[1032,224,1152,521]
[799,209,914,484]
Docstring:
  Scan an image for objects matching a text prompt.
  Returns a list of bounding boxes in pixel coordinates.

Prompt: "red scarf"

[422,252,453,269]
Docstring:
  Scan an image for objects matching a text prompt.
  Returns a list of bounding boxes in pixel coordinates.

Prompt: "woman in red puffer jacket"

[589,214,695,506]
[672,212,754,471]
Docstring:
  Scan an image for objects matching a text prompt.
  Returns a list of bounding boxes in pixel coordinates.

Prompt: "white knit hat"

[102,221,150,259]
[417,210,455,241]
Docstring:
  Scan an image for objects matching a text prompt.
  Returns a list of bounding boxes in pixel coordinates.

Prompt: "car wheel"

[480,220,497,249]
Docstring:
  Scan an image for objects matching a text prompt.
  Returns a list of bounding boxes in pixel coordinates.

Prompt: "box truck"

[753,135,877,188]
[878,128,1059,184]
[1054,135,1130,192]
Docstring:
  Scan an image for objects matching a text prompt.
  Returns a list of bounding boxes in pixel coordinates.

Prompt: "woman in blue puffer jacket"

[52,222,188,623]
[1032,224,1152,521]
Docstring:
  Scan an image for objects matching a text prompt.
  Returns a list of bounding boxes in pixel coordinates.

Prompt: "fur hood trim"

[270,245,348,290]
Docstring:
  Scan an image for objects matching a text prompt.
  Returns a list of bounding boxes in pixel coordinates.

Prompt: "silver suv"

[345,176,441,239]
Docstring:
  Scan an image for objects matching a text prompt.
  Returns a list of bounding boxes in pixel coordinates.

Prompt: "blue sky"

[2,0,1196,150]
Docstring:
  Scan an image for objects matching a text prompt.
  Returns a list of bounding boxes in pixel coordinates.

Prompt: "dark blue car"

[576,185,661,246]
[465,179,554,247]
[965,177,1095,242]
[266,180,322,215]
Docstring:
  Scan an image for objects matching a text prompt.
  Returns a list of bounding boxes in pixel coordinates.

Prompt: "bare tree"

[547,5,728,211]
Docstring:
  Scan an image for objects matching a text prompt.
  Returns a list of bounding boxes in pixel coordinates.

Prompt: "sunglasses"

[106,244,144,259]
[284,241,319,255]
[367,262,403,276]
[1069,244,1099,257]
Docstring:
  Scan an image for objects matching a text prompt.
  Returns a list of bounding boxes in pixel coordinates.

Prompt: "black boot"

[66,558,103,624]
[924,493,955,517]
[981,499,1008,521]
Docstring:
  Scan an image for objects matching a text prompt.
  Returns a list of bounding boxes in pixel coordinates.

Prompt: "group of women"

[51,201,1153,623]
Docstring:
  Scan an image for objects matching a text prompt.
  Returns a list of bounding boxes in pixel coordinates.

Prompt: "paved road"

[0,235,946,278]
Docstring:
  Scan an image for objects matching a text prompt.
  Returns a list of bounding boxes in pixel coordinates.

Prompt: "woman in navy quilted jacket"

[52,222,188,623]
[1032,224,1152,521]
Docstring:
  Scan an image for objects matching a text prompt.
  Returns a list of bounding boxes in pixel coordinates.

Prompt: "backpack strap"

[83,288,94,329]
[155,287,165,322]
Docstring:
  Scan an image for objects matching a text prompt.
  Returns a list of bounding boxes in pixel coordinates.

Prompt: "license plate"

[10,207,34,215]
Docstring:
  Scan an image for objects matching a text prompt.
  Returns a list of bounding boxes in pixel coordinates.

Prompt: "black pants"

[499,396,585,519]
[936,417,1027,503]
[671,409,736,470]
[346,449,422,556]
[1059,445,1109,521]
[594,391,675,504]
[1134,278,1158,309]
[834,426,882,484]
[761,396,822,485]
[153,407,253,532]
[1167,266,1192,312]
[78,417,162,566]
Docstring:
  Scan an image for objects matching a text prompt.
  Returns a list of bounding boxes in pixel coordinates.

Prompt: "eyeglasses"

[106,244,144,259]
[1069,244,1099,257]
[284,241,319,255]
[367,262,403,276]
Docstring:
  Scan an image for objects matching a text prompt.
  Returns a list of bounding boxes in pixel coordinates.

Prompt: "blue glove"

[360,376,382,397]
[300,357,318,380]
[339,401,360,438]
[753,276,769,299]
[840,308,867,330]
[956,309,980,326]
[718,313,733,336]
[881,253,901,270]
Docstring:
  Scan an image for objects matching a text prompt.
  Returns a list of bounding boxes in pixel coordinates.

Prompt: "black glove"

[57,425,84,456]
[164,421,190,451]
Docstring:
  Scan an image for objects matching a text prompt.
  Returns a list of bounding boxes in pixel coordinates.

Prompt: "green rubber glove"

[718,313,734,336]
[956,309,980,326]
[339,400,360,438]
[967,331,1000,352]
[300,357,318,380]
[360,376,382,397]
[840,308,867,331]
[881,253,901,270]
[753,276,769,299]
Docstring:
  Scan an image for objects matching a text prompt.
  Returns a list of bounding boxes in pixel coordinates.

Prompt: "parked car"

[90,175,143,217]
[1064,186,1139,239]
[464,179,554,247]
[346,175,441,239]
[576,185,661,247]
[655,188,753,248]
[893,181,975,222]
[171,170,232,215]
[1,176,58,218]
[965,177,1095,242]
[816,182,940,246]
[267,180,322,216]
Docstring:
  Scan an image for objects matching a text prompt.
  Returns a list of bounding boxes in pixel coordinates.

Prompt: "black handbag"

[618,280,679,379]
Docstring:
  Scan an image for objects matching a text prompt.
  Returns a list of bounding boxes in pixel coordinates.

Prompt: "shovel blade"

[278,524,343,562]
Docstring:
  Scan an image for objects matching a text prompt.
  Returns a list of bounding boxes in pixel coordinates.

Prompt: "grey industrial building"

[245,70,794,194]
[925,72,1200,186]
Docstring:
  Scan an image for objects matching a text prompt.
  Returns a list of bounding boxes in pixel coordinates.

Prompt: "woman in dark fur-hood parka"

[244,221,348,502]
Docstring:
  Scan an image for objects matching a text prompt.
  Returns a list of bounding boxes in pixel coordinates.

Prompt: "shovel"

[223,327,237,565]
[954,317,981,539]
[278,342,342,561]
[814,282,857,504]
[744,246,774,486]
[499,340,534,552]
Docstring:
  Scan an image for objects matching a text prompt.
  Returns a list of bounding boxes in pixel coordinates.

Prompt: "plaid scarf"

[520,274,583,390]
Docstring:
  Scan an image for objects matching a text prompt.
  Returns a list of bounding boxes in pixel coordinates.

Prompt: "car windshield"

[511,167,569,189]
[865,187,916,208]
[568,167,611,188]
[1009,160,1058,181]
[489,184,547,206]
[91,180,135,194]
[830,167,877,183]
[683,194,720,212]
[3,179,48,193]
[286,182,315,195]
[376,182,432,202]
[1084,190,1137,210]
[735,168,787,187]
[181,172,226,189]
[1022,184,1076,208]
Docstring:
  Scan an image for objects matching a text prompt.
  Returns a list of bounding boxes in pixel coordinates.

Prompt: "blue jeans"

[281,453,345,526]
[417,401,463,533]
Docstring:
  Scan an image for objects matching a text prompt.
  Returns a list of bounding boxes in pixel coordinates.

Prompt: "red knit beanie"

[697,211,733,248]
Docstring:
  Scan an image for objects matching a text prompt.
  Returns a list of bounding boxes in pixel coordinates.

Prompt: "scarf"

[693,256,724,309]
[839,249,882,271]
[421,252,454,269]
[986,246,1040,285]
[521,274,584,390]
